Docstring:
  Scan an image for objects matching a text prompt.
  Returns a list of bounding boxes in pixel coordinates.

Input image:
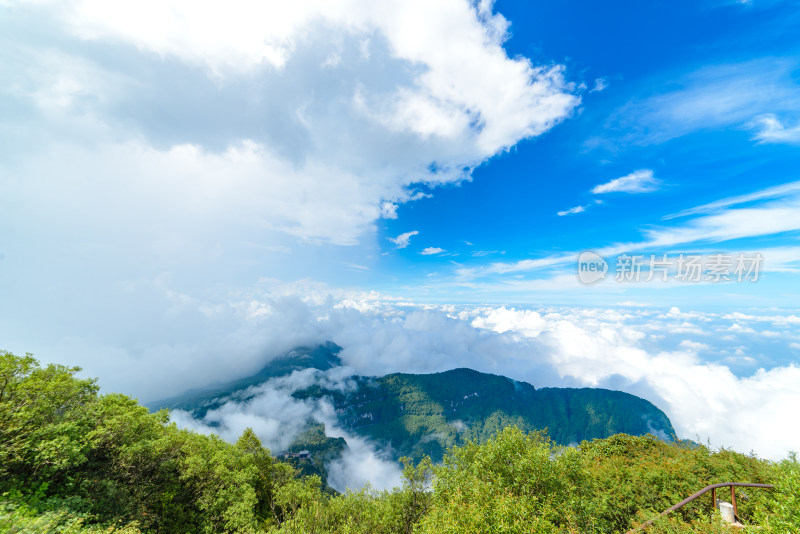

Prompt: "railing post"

[712,487,716,509]
[623,482,774,534]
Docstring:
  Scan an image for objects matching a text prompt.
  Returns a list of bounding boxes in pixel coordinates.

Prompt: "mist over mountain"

[153,342,675,489]
[152,341,344,415]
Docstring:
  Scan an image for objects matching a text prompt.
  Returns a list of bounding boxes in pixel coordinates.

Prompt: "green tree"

[420,427,587,533]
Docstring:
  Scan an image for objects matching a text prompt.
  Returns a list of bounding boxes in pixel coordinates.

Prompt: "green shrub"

[0,351,790,533]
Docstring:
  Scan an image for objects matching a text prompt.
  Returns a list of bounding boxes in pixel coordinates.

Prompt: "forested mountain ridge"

[151,343,675,462]
[293,367,675,461]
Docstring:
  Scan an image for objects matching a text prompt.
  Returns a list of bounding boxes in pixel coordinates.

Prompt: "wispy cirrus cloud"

[461,180,800,280]
[750,114,800,144]
[592,58,800,146]
[640,199,800,248]
[557,204,587,216]
[471,250,505,257]
[457,254,574,278]
[591,169,660,194]
[664,180,800,219]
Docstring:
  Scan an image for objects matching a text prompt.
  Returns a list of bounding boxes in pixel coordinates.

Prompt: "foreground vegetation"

[1,351,797,533]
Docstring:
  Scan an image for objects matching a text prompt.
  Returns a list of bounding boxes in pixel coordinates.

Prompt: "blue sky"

[375,0,800,306]
[1,0,800,461]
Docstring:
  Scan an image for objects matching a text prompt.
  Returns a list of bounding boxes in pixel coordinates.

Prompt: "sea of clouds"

[133,285,800,491]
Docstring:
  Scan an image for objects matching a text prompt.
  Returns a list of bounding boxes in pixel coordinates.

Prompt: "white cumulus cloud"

[389,231,420,249]
[0,0,580,365]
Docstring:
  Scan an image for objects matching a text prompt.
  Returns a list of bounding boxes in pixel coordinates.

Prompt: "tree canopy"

[1,351,797,533]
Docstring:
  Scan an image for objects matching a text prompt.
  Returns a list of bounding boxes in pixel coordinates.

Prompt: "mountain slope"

[294,367,675,461]
[152,343,676,463]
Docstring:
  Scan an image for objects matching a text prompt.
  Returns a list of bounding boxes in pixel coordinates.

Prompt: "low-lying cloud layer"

[171,367,403,491]
[134,286,800,471]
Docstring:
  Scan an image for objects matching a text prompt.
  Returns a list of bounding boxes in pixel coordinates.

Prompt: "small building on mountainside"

[280,450,312,460]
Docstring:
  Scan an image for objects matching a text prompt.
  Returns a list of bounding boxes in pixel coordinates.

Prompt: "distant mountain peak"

[249,341,343,379]
[149,341,342,412]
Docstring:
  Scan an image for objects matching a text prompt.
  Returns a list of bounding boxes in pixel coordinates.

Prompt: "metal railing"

[625,482,774,533]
